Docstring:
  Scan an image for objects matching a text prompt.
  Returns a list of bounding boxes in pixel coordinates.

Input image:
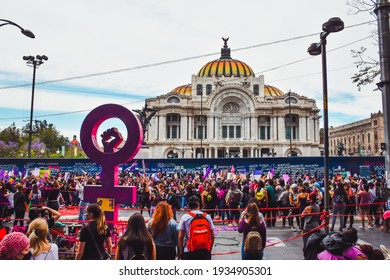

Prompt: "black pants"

[14,210,25,226]
[182,249,211,260]
[156,246,176,260]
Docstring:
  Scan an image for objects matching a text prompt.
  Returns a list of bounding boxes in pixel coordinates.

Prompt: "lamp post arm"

[0,19,35,38]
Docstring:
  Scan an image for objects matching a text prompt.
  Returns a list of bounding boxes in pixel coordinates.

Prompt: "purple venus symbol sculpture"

[80,104,143,226]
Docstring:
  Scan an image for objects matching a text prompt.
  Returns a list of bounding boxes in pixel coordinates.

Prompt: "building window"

[349,137,351,145]
[253,84,259,95]
[259,116,271,140]
[236,126,241,138]
[196,84,203,96]
[285,114,299,140]
[229,126,235,138]
[167,96,180,103]
[353,136,355,145]
[222,126,228,138]
[194,115,207,140]
[166,113,181,139]
[206,84,212,95]
[374,120,378,126]
[374,131,378,141]
[362,134,365,144]
[368,133,371,143]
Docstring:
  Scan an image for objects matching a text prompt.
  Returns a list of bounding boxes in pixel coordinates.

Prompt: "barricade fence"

[0,201,386,259]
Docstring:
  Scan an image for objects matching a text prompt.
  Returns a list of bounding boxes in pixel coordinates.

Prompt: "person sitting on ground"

[116,212,156,260]
[317,228,368,260]
[27,217,59,260]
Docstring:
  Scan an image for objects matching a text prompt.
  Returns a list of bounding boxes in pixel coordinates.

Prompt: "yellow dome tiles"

[171,84,192,95]
[264,84,284,96]
[197,59,255,78]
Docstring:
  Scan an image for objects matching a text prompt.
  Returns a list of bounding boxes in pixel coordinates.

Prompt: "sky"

[0,0,383,142]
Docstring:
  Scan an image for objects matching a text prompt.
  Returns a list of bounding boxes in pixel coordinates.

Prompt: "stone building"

[329,111,384,156]
[136,39,321,159]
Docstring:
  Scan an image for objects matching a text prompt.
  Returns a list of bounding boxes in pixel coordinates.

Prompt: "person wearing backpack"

[330,183,348,232]
[225,182,243,226]
[237,203,266,260]
[178,195,215,260]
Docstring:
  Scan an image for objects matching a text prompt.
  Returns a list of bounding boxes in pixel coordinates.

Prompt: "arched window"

[196,84,203,96]
[206,84,212,95]
[253,84,259,95]
[167,96,180,103]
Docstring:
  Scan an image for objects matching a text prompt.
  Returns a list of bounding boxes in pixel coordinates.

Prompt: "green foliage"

[0,120,70,158]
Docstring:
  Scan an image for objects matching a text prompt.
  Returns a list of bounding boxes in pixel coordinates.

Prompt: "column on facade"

[154,116,159,140]
[272,116,278,141]
[251,116,257,140]
[216,116,221,140]
[188,116,193,140]
[278,116,285,142]
[299,116,306,142]
[307,117,312,142]
[240,147,243,157]
[158,115,166,140]
[181,114,188,141]
[207,115,213,140]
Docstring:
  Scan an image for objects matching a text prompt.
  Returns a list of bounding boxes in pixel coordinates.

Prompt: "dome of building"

[264,84,284,96]
[197,38,255,78]
[171,84,192,95]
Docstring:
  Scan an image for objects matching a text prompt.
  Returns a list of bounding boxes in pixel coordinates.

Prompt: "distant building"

[329,111,384,156]
[137,39,321,159]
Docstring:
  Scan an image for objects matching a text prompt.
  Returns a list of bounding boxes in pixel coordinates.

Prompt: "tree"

[347,0,380,90]
[0,123,22,145]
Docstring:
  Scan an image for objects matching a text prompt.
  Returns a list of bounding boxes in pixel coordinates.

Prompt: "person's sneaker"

[339,227,343,232]
[359,225,365,230]
[291,227,297,232]
[329,227,334,231]
[367,225,374,229]
[228,223,233,227]
[232,222,237,227]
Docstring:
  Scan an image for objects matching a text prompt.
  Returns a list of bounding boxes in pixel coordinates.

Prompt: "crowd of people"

[0,169,389,260]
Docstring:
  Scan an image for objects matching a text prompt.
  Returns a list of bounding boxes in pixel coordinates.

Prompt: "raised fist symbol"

[101,127,124,153]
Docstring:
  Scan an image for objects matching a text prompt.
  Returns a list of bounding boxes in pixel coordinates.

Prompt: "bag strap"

[86,225,105,260]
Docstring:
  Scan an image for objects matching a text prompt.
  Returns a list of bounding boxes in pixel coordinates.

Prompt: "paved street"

[60,208,390,260]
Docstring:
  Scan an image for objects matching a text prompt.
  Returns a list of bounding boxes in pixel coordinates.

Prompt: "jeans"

[331,203,346,229]
[241,242,264,260]
[79,201,89,222]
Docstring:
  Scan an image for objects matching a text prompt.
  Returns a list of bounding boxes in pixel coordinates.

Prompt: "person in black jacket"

[13,184,27,227]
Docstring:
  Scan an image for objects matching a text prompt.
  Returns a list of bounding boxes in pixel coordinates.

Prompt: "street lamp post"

[23,55,48,158]
[0,19,35,38]
[308,17,344,234]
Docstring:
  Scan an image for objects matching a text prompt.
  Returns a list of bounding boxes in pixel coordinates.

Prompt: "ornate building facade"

[329,111,384,156]
[136,39,321,159]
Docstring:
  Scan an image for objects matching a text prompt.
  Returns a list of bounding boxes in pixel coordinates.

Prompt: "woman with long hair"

[75,203,112,260]
[147,201,178,259]
[27,217,59,260]
[330,182,348,232]
[115,212,156,260]
[237,202,266,260]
